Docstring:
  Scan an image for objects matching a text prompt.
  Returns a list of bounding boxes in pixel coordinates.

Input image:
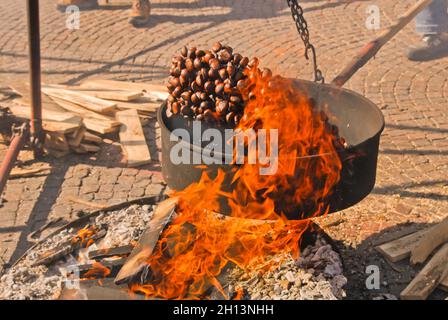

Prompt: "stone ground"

[0,0,447,299]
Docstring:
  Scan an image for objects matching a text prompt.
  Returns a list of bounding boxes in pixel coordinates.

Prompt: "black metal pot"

[158,79,385,219]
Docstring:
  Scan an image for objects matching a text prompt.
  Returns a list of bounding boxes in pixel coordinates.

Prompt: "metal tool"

[0,0,44,196]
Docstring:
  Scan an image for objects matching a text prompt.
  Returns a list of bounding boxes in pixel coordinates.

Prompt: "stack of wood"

[7,80,168,167]
[376,217,448,300]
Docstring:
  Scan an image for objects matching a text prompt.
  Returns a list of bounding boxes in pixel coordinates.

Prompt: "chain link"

[287,0,324,83]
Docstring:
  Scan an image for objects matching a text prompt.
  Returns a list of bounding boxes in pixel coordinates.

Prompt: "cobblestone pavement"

[0,0,447,299]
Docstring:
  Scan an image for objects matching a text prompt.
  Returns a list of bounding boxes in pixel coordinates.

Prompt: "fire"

[133,62,342,299]
[72,225,99,248]
[82,262,111,280]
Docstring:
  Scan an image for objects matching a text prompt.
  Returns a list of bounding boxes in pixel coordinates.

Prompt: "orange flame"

[72,225,99,248]
[133,62,342,299]
[82,262,111,280]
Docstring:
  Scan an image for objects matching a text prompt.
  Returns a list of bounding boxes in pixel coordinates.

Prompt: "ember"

[82,262,111,280]
[73,225,106,248]
[131,53,343,299]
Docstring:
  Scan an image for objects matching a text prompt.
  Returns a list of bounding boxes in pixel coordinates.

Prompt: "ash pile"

[227,236,346,300]
[0,204,154,300]
[0,200,346,300]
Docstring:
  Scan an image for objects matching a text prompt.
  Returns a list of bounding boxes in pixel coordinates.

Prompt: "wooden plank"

[77,90,142,102]
[115,99,161,113]
[376,228,430,263]
[79,143,100,152]
[77,258,126,278]
[49,96,119,124]
[401,243,448,300]
[81,79,168,101]
[88,245,134,260]
[83,132,103,144]
[8,102,78,121]
[32,243,78,267]
[31,228,107,267]
[115,109,151,167]
[42,87,117,114]
[72,143,100,154]
[83,118,120,134]
[410,217,448,265]
[10,166,51,178]
[45,133,70,152]
[45,84,143,102]
[9,103,82,134]
[114,197,179,284]
[68,126,87,148]
[9,83,65,112]
[49,97,121,134]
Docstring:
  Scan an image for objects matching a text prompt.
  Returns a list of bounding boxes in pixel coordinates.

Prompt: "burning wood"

[78,259,126,279]
[88,245,134,260]
[114,197,178,284]
[32,226,106,267]
[0,203,155,300]
[31,242,78,268]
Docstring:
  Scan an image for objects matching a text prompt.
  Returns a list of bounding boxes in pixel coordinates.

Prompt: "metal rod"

[0,0,44,196]
[27,0,44,155]
[0,128,28,196]
[331,0,432,87]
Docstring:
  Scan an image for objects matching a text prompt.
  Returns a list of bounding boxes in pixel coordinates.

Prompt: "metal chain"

[287,0,324,83]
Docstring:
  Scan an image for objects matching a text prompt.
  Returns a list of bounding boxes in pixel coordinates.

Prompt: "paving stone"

[62,177,82,188]
[113,191,129,201]
[99,174,120,185]
[72,166,90,179]
[0,2,445,300]
[128,187,145,199]
[50,204,73,218]
[20,190,42,201]
[121,168,139,176]
[151,173,166,185]
[133,178,151,188]
[0,208,16,225]
[99,184,114,193]
[80,183,100,194]
[79,193,95,201]
[145,184,164,196]
[58,187,80,199]
[94,192,113,201]
[22,179,44,192]
[117,175,135,186]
